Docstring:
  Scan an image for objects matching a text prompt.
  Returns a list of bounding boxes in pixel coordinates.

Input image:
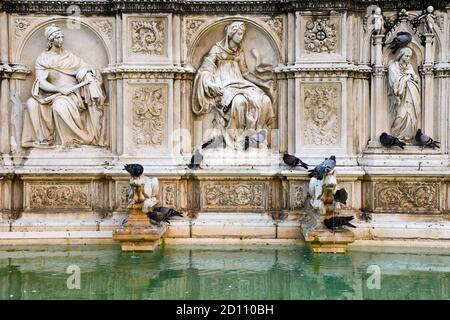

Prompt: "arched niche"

[187,18,283,147]
[18,19,110,103]
[189,18,282,72]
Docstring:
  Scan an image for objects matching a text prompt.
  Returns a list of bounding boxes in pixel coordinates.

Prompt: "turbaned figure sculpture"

[22,24,106,148]
[192,21,275,150]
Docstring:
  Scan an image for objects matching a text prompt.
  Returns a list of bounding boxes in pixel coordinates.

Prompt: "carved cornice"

[276,63,372,78]
[2,1,449,14]
[103,65,195,79]
[0,63,31,79]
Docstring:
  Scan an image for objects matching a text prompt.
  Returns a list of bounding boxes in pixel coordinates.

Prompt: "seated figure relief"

[192,21,275,150]
[22,24,107,149]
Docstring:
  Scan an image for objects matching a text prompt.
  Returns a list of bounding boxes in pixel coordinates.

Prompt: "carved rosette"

[93,20,113,40]
[374,182,439,213]
[162,184,177,207]
[131,85,166,146]
[303,83,340,146]
[185,18,207,47]
[202,182,265,210]
[14,18,32,38]
[290,184,306,210]
[27,183,90,209]
[131,19,166,55]
[304,18,337,53]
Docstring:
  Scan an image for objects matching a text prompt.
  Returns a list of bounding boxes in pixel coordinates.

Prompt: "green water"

[0,244,449,300]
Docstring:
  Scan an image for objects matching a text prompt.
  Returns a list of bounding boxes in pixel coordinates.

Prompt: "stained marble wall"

[0,0,450,241]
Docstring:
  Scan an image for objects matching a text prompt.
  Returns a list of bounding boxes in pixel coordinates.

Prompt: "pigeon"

[323,216,356,230]
[379,132,406,149]
[283,154,309,170]
[201,135,226,150]
[147,207,183,226]
[334,188,348,205]
[308,156,336,180]
[124,163,144,178]
[415,129,440,148]
[244,130,267,150]
[387,31,412,52]
[188,149,203,170]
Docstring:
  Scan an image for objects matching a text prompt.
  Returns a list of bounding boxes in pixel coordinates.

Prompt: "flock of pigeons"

[380,129,440,149]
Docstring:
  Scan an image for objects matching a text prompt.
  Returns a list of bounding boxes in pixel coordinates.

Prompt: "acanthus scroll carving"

[29,183,90,209]
[202,182,265,209]
[132,85,166,146]
[131,19,165,55]
[304,18,337,53]
[303,84,339,146]
[375,182,439,212]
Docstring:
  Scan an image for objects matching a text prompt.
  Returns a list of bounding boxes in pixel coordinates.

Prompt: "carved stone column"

[368,35,387,147]
[422,33,435,138]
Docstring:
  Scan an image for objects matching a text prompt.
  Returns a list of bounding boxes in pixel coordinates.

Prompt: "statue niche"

[387,47,421,142]
[192,21,276,151]
[22,24,107,149]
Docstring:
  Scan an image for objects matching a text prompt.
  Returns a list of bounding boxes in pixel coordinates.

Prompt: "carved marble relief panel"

[374,181,440,213]
[302,83,341,146]
[125,15,170,62]
[201,181,267,211]
[25,182,91,210]
[290,182,307,210]
[116,181,130,210]
[162,183,177,208]
[131,84,167,147]
[298,13,344,61]
[304,17,337,54]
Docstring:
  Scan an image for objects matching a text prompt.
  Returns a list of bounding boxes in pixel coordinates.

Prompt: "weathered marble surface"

[1,1,450,243]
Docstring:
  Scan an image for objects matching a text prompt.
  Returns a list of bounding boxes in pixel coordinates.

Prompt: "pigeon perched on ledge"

[283,154,308,169]
[308,156,336,180]
[380,132,406,149]
[147,207,183,226]
[415,129,440,148]
[324,216,356,231]
[188,149,203,170]
[387,31,412,52]
[124,163,144,178]
[334,188,348,205]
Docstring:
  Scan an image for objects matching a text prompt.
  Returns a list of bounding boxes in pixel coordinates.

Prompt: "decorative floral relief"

[290,184,305,210]
[132,85,166,146]
[29,183,90,209]
[93,20,113,40]
[117,182,130,209]
[14,18,31,37]
[303,84,340,146]
[131,19,165,55]
[375,182,439,212]
[202,182,265,209]
[260,17,283,40]
[163,184,176,207]
[304,18,337,53]
[185,18,207,47]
